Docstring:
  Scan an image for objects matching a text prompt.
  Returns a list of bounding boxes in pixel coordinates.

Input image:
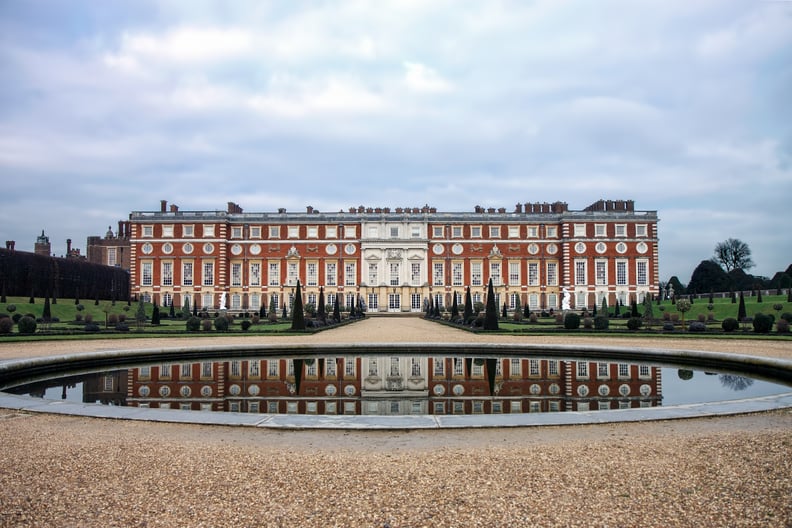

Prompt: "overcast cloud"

[1,0,790,282]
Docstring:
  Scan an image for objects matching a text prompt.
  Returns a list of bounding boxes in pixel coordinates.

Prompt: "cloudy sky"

[1,0,790,283]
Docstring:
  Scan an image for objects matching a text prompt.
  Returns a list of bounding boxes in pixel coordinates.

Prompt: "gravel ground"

[1,318,791,527]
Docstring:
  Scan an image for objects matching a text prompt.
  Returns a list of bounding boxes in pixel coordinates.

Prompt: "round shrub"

[626,317,643,330]
[776,319,789,334]
[119,313,126,323]
[84,323,100,333]
[781,313,792,323]
[240,320,252,331]
[662,322,675,332]
[529,313,538,323]
[696,313,706,323]
[114,323,130,332]
[594,315,609,330]
[17,316,37,334]
[201,319,213,331]
[582,317,593,329]
[752,313,773,334]
[722,318,739,332]
[251,314,260,325]
[214,316,229,331]
[6,304,16,313]
[563,312,581,330]
[0,317,13,334]
[186,316,201,332]
[84,313,93,324]
[12,313,22,324]
[75,313,83,322]
[108,314,119,325]
[688,321,707,332]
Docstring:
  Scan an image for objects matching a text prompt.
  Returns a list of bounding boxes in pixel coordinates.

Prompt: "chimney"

[169,204,179,213]
[160,200,167,212]
[67,239,72,254]
[306,205,314,214]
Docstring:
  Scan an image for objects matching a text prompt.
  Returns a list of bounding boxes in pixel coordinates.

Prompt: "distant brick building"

[127,199,659,313]
[87,221,131,272]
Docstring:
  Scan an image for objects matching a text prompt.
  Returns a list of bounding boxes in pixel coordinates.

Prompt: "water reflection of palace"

[125,357,662,415]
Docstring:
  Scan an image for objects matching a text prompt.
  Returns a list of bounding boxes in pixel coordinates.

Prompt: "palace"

[128,199,659,313]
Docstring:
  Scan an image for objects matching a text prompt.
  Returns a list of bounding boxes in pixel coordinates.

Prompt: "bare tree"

[713,238,755,272]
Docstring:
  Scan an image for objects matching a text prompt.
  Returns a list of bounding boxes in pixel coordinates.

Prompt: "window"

[575,260,586,285]
[162,262,173,286]
[527,226,538,238]
[489,262,501,286]
[287,262,298,285]
[595,260,607,286]
[471,262,482,286]
[410,263,421,286]
[615,224,627,237]
[489,226,500,238]
[326,262,337,286]
[577,362,589,379]
[509,292,519,309]
[343,226,356,238]
[639,365,651,378]
[471,226,482,238]
[250,293,260,310]
[231,226,242,239]
[268,262,280,286]
[368,293,378,310]
[411,225,421,238]
[389,263,400,286]
[288,226,299,238]
[452,262,463,286]
[162,225,174,238]
[595,224,606,237]
[546,226,558,238]
[508,226,520,238]
[636,224,647,237]
[637,260,648,286]
[269,226,280,238]
[548,360,559,377]
[510,358,521,377]
[307,226,318,238]
[410,293,421,310]
[182,262,193,286]
[433,358,445,376]
[180,363,192,379]
[432,226,444,237]
[598,362,609,379]
[452,225,462,238]
[107,247,117,267]
[528,262,538,286]
[454,358,464,376]
[344,262,356,286]
[142,225,153,237]
[367,226,378,238]
[529,293,539,309]
[230,361,241,378]
[616,260,627,285]
[141,262,153,286]
[203,224,215,237]
[368,263,378,285]
[231,263,242,286]
[202,261,214,286]
[267,360,279,377]
[547,262,558,286]
[411,358,421,377]
[325,226,337,238]
[573,224,586,237]
[250,226,261,238]
[344,357,355,377]
[183,225,194,237]
[250,263,261,286]
[509,261,520,285]
[160,364,172,380]
[300,261,315,287]
[618,363,630,378]
[433,262,444,286]
[389,226,400,238]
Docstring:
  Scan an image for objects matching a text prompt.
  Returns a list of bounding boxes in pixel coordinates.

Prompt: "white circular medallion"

[452,243,464,255]
[203,243,214,254]
[640,384,652,396]
[636,242,648,254]
[325,384,337,396]
[231,244,243,256]
[201,386,212,397]
[138,385,150,397]
[344,384,356,396]
[528,243,539,255]
[180,385,192,398]
[228,384,241,396]
[344,244,356,255]
[577,385,589,397]
[249,244,261,255]
[248,384,260,396]
[530,384,541,395]
[619,384,631,397]
[159,386,171,397]
[595,242,607,254]
[547,243,558,255]
[182,243,193,254]
[162,243,173,255]
[616,242,628,254]
[433,384,446,396]
[432,243,445,255]
[452,384,465,396]
[326,244,337,255]
[141,243,153,255]
[598,384,610,396]
[549,383,560,395]
[575,242,586,254]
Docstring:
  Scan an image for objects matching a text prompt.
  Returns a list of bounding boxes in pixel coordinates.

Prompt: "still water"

[6,355,790,416]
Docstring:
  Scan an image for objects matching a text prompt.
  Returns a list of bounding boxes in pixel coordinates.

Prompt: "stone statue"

[219,292,227,310]
[561,287,571,311]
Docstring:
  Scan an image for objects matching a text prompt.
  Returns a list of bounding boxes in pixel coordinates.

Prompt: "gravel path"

[1,318,791,527]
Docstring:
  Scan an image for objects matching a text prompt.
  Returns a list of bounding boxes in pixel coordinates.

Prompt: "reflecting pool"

[6,354,790,417]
